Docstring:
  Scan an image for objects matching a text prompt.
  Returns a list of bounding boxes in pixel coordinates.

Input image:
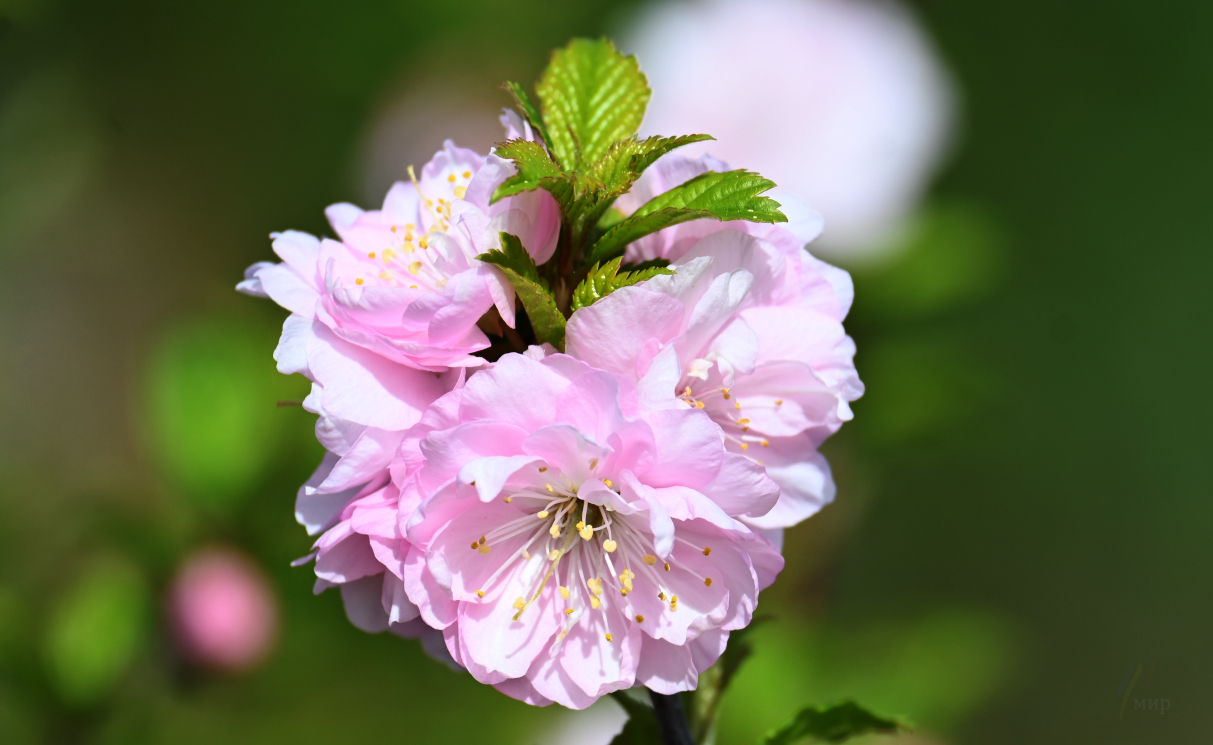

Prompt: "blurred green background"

[1,0,1209,743]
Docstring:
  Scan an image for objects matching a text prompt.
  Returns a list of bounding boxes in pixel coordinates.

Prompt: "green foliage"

[491,139,565,202]
[608,691,663,745]
[570,257,674,312]
[588,170,788,264]
[586,134,714,189]
[500,81,552,148]
[478,233,566,351]
[758,702,906,745]
[536,38,650,170]
[687,618,769,744]
[145,313,306,512]
[43,558,149,706]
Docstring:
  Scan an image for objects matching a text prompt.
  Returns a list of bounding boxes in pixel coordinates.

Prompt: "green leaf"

[44,558,149,705]
[587,170,788,264]
[758,701,907,745]
[570,257,674,312]
[500,80,552,148]
[491,139,565,203]
[609,691,663,745]
[478,233,566,351]
[537,38,651,169]
[587,134,715,188]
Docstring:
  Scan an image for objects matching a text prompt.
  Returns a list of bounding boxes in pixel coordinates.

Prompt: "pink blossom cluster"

[238,116,860,708]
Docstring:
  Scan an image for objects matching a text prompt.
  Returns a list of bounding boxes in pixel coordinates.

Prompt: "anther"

[462,171,471,178]
[604,633,612,642]
[475,590,485,598]
[565,608,574,616]
[538,466,548,472]
[664,562,670,571]
[521,550,530,559]
[761,440,770,447]
[549,523,560,538]
[603,539,617,553]
[722,388,731,399]
[735,401,741,410]
[355,278,364,285]
[635,615,645,623]
[513,597,526,610]
[368,252,376,258]
[705,578,713,587]
[579,525,593,541]
[470,541,478,550]
[504,496,512,503]
[658,592,667,601]
[642,555,657,566]
[549,550,560,560]
[775,399,783,405]
[702,547,712,556]
[537,511,549,518]
[454,185,466,199]
[478,544,491,554]
[738,418,751,426]
[545,484,554,492]
[591,597,602,609]
[559,586,569,599]
[741,443,749,450]
[408,261,422,275]
[603,478,613,487]
[695,401,705,409]
[448,174,456,182]
[670,595,678,611]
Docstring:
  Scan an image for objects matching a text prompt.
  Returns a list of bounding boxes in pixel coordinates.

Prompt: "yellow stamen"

[702,547,712,556]
[722,388,730,399]
[549,550,560,560]
[735,401,741,410]
[579,525,593,541]
[512,597,526,610]
[603,539,617,553]
[545,484,554,492]
[478,544,491,554]
[559,586,569,599]
[658,592,666,601]
[695,401,705,409]
[549,523,560,538]
[635,615,645,623]
[537,511,549,519]
[603,478,613,487]
[538,466,548,472]
[642,555,657,566]
[504,496,512,503]
[705,577,713,586]
[475,590,484,598]
[738,418,751,426]
[664,562,670,572]
[604,633,612,642]
[454,185,467,199]
[462,171,471,178]
[355,278,364,285]
[565,608,574,616]
[775,399,783,405]
[368,252,376,258]
[521,550,530,560]
[447,173,456,183]
[761,440,770,447]
[592,597,602,609]
[408,261,422,275]
[470,541,479,550]
[741,443,749,450]
[670,595,678,610]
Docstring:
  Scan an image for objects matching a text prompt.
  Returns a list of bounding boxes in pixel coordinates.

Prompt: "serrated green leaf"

[587,170,788,264]
[758,701,907,745]
[537,38,651,169]
[570,257,674,312]
[478,233,566,350]
[609,691,663,745]
[587,134,715,188]
[491,139,565,204]
[501,81,552,148]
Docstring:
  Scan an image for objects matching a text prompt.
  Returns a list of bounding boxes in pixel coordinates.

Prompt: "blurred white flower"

[621,0,957,262]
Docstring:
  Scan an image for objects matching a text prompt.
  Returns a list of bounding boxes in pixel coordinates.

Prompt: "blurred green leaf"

[570,256,673,312]
[687,617,770,744]
[609,691,663,745]
[144,313,303,511]
[853,200,1004,320]
[757,701,906,745]
[536,38,650,170]
[588,170,787,264]
[478,233,566,350]
[43,558,148,706]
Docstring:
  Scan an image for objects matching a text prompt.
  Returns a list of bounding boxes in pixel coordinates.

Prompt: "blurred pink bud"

[169,548,277,672]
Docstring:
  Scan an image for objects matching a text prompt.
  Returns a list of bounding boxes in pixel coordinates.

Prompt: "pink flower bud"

[169,549,277,672]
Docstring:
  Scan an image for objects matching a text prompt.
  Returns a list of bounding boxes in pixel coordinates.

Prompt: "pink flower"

[399,351,783,708]
[623,0,956,259]
[169,549,278,672]
[567,222,862,535]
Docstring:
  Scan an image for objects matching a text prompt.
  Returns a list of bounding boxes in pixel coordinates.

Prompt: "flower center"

[678,381,772,451]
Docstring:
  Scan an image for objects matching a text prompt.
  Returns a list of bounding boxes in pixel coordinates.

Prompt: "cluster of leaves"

[477,38,788,352]
[607,621,909,745]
